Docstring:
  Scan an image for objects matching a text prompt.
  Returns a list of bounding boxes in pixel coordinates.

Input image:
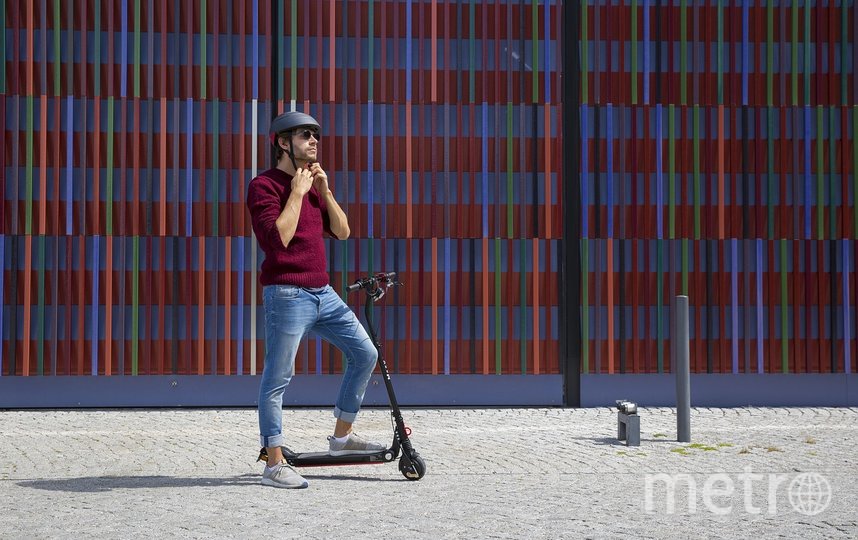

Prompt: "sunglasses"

[293,128,320,141]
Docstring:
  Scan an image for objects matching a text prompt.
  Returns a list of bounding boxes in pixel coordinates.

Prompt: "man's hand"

[291,167,314,196]
[309,162,330,195]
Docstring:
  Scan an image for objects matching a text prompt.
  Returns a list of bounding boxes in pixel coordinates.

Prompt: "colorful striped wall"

[580,0,857,374]
[1,0,562,380]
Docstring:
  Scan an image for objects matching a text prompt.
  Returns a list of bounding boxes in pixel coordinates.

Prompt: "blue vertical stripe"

[581,105,589,238]
[656,104,663,239]
[66,97,74,234]
[845,239,852,374]
[756,239,764,374]
[804,106,811,239]
[731,239,739,373]
[236,238,244,375]
[185,99,193,236]
[91,237,100,376]
[121,0,128,97]
[606,104,614,238]
[444,238,450,374]
[643,0,650,105]
[741,0,749,105]
[406,0,412,101]
[368,101,374,237]
[252,0,258,99]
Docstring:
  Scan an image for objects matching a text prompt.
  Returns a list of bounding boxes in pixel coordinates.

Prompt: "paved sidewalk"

[0,407,856,539]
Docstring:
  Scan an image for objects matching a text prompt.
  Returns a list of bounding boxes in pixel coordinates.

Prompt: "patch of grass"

[765,446,782,453]
[738,447,752,455]
[616,451,628,456]
[716,442,734,448]
[687,443,719,451]
[804,436,817,445]
[653,433,667,438]
[671,447,691,456]
[807,451,818,456]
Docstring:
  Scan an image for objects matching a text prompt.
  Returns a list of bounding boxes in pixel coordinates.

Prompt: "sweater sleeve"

[247,178,284,250]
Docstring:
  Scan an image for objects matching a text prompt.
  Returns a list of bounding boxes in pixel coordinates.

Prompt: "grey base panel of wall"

[0,374,564,408]
[581,374,858,407]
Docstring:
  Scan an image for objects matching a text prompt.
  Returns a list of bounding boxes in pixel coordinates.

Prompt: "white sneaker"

[327,433,386,456]
[261,462,309,489]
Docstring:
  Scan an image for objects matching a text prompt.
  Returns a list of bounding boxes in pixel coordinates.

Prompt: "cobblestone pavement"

[1,407,856,539]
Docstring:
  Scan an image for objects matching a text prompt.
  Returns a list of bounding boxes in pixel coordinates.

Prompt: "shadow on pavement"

[18,472,402,492]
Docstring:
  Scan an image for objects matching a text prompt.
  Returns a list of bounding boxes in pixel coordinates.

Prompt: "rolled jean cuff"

[333,406,359,423]
[260,433,285,448]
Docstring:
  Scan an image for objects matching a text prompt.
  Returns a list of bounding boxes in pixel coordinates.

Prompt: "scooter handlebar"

[347,272,398,293]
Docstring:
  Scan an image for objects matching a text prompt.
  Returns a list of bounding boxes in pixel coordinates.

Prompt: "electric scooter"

[257,272,426,481]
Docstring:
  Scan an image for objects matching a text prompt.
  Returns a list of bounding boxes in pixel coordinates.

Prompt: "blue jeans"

[258,284,379,448]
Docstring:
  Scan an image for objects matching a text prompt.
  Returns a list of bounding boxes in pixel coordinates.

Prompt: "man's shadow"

[18,473,397,493]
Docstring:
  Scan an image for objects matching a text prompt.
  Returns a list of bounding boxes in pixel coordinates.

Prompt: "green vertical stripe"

[495,238,501,374]
[368,0,373,100]
[131,237,139,375]
[766,0,773,106]
[37,237,45,376]
[767,107,775,239]
[531,0,538,102]
[716,0,723,104]
[26,96,33,235]
[106,98,114,235]
[469,0,475,102]
[693,106,700,239]
[94,0,101,96]
[657,239,664,373]
[581,0,588,103]
[680,0,687,105]
[134,0,141,98]
[668,105,675,238]
[816,106,824,239]
[200,0,206,100]
[780,240,788,373]
[520,239,527,373]
[53,0,60,96]
[582,240,589,373]
[212,101,219,235]
[681,239,688,295]
[791,1,798,105]
[507,103,513,238]
[631,0,637,104]
[291,0,297,100]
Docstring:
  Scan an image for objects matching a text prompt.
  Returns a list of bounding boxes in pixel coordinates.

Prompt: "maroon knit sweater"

[247,167,333,287]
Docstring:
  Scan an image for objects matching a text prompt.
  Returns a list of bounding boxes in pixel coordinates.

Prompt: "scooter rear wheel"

[399,455,426,480]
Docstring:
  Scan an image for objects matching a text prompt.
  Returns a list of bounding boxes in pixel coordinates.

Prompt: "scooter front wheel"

[399,454,426,480]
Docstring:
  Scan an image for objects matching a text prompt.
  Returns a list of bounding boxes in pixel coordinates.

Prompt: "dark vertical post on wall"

[561,0,582,407]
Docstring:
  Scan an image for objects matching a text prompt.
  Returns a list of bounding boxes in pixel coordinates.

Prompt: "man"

[247,110,384,489]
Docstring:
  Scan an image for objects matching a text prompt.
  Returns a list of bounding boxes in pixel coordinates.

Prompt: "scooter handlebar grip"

[346,281,362,292]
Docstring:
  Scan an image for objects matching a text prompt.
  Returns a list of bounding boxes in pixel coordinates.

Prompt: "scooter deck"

[258,446,396,467]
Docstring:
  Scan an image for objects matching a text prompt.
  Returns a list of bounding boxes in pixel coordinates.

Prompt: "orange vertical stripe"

[607,238,615,374]
[431,238,438,375]
[532,239,540,374]
[22,238,32,376]
[718,105,725,239]
[482,238,489,374]
[105,237,113,376]
[197,237,205,375]
[224,240,232,376]
[406,103,413,238]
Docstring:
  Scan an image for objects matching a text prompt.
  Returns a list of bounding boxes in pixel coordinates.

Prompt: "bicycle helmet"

[269,111,321,169]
